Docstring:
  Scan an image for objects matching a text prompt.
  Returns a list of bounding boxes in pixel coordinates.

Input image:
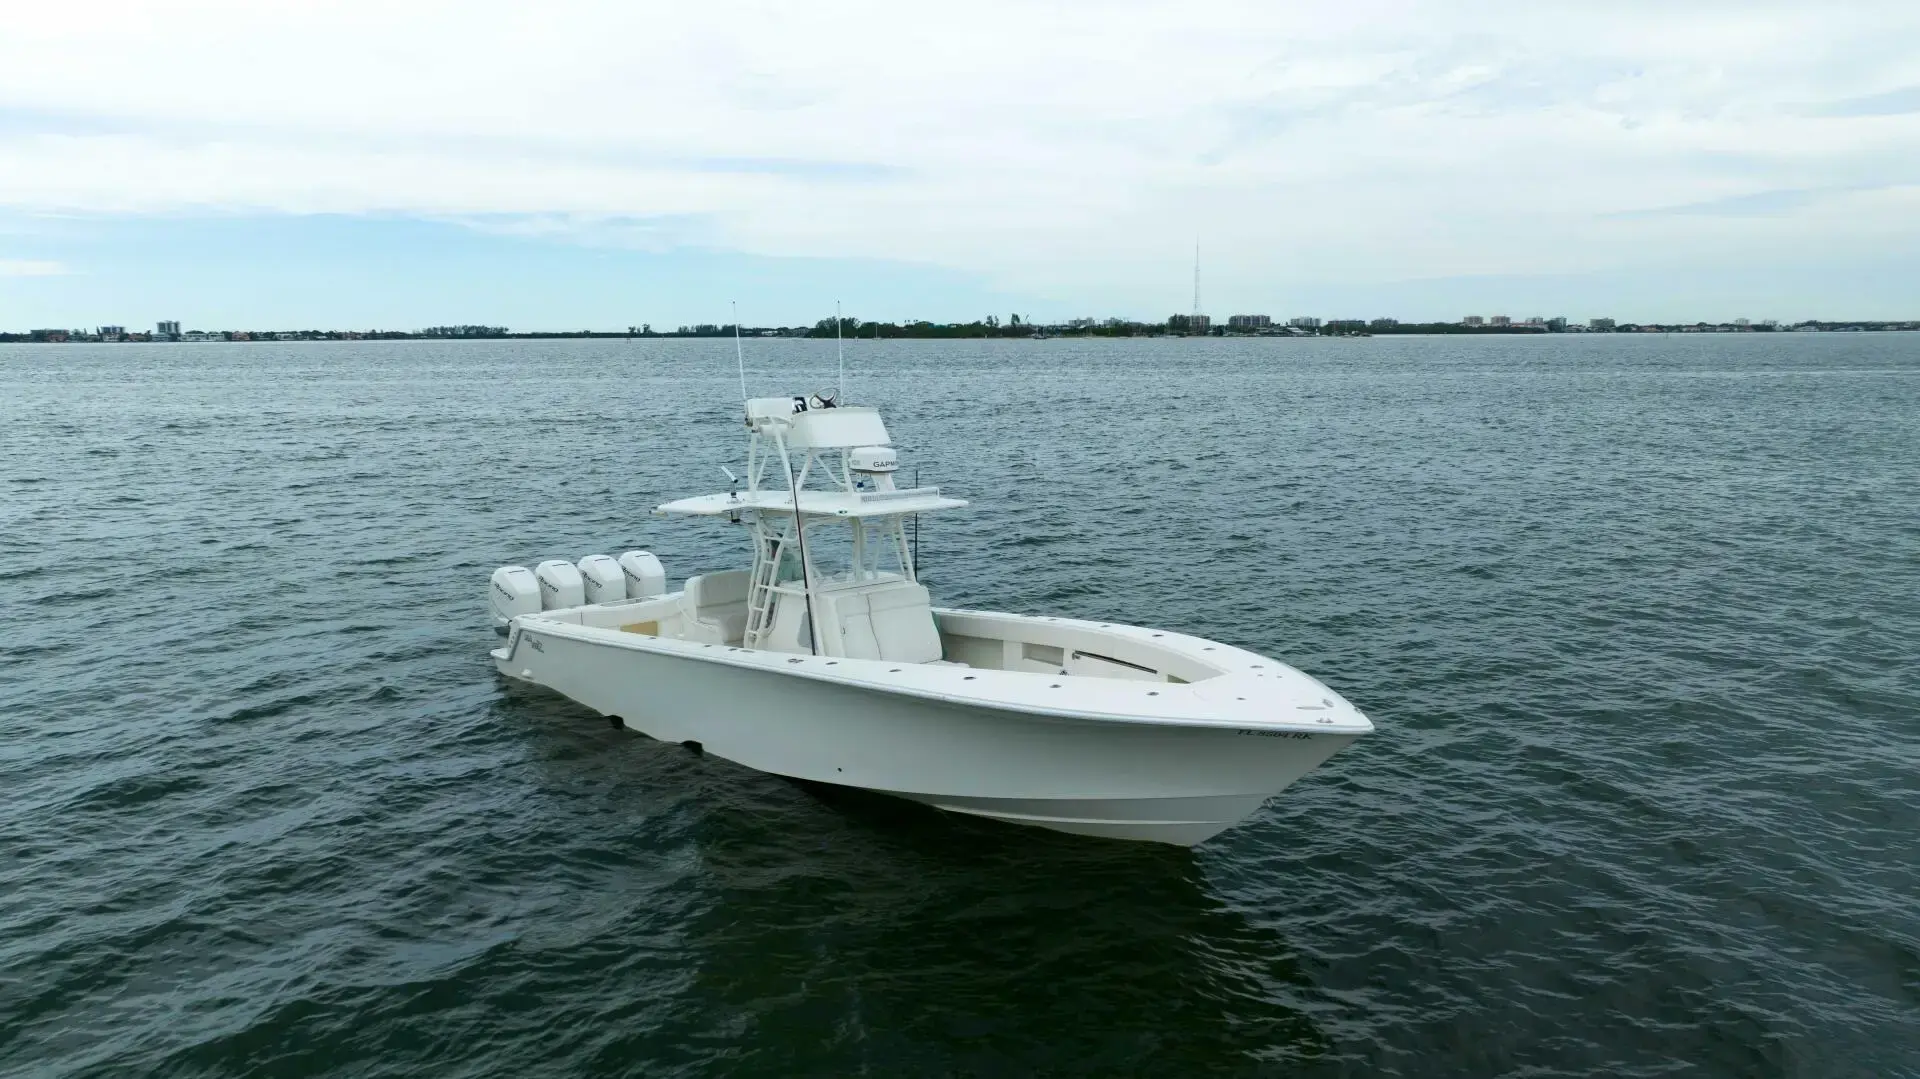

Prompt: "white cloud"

[0,258,71,276]
[2,0,1918,314]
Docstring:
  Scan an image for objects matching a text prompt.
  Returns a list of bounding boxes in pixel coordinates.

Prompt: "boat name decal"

[527,636,544,652]
[1239,729,1313,739]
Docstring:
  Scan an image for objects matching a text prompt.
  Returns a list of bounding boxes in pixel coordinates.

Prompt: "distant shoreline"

[6,318,1917,344]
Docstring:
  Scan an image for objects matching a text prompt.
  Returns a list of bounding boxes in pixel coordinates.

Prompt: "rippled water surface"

[3,335,1917,1077]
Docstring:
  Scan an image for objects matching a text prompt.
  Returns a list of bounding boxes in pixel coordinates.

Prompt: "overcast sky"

[4,0,1918,329]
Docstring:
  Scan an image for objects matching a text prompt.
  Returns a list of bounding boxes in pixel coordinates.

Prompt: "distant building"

[98,325,125,340]
[1287,316,1322,329]
[1490,315,1512,327]
[30,329,70,342]
[1227,314,1272,330]
[1590,318,1616,331]
[1734,318,1751,330]
[1369,318,1398,331]
[156,320,181,339]
[1547,317,1568,332]
[1066,318,1095,330]
[1462,315,1485,327]
[1168,314,1210,334]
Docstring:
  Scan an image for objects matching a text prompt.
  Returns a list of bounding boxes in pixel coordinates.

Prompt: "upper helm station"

[653,394,966,657]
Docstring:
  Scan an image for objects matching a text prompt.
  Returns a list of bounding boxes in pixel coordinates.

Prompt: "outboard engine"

[534,559,585,610]
[577,554,627,605]
[489,566,540,629]
[849,446,898,493]
[618,550,666,598]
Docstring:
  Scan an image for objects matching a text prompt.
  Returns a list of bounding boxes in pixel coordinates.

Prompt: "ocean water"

[2,334,1916,1077]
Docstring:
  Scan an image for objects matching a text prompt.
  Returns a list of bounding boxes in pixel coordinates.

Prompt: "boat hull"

[496,626,1359,846]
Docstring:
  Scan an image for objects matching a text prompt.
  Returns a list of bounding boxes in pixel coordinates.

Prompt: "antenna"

[732,301,748,407]
[835,299,845,402]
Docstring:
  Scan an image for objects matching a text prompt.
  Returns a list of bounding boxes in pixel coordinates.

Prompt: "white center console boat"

[488,394,1372,845]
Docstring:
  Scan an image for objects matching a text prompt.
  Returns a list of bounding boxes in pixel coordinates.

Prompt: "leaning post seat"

[862,583,945,664]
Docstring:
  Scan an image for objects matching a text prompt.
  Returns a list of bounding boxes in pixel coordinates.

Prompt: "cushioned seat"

[684,570,750,643]
[867,584,944,664]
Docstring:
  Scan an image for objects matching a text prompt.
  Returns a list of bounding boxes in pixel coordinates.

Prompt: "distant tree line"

[803,315,1042,339]
[419,325,509,338]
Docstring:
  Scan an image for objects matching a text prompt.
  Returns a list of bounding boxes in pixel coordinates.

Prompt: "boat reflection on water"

[668,770,1335,1072]
[504,691,1334,1073]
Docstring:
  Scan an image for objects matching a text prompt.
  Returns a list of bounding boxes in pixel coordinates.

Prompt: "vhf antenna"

[733,300,748,408]
[835,299,845,403]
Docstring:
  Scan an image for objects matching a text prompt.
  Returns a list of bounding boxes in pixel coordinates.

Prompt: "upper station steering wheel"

[809,390,839,409]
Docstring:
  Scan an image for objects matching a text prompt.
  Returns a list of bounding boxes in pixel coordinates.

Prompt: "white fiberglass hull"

[492,613,1367,846]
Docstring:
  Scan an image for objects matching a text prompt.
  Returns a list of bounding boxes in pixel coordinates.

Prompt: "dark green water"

[2,335,1916,1077]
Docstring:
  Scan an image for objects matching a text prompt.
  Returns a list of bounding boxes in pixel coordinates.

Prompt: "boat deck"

[501,602,1370,736]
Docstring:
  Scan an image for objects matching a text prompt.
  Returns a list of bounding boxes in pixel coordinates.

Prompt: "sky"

[3,0,1919,330]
